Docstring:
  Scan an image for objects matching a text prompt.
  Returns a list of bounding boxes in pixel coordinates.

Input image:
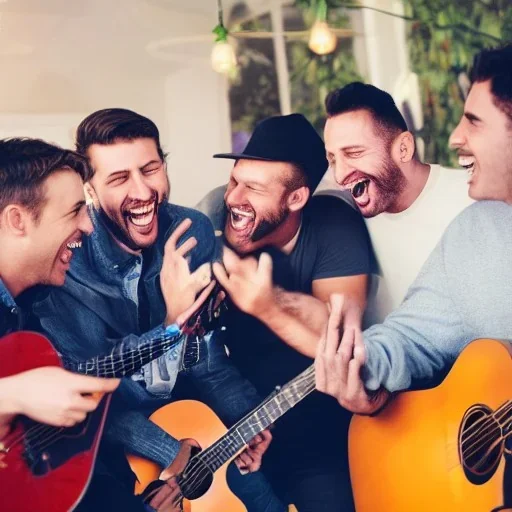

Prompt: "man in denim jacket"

[29,108,285,512]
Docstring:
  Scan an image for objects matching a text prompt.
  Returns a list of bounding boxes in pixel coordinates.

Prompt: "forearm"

[105,408,181,468]
[258,289,329,358]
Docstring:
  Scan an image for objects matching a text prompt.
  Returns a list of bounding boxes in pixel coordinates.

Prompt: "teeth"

[129,205,154,215]
[231,207,254,219]
[67,241,82,249]
[230,209,253,230]
[341,177,369,192]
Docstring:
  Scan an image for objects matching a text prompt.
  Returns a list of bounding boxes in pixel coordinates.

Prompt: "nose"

[333,158,353,186]
[129,171,154,201]
[78,207,93,235]
[225,183,245,206]
[449,119,465,149]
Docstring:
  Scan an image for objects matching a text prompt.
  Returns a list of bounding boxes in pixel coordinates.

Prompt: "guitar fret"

[198,365,316,472]
[66,331,183,379]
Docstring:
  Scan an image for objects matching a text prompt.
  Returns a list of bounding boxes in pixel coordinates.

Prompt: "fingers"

[222,246,258,276]
[175,280,216,327]
[191,263,212,293]
[150,478,181,511]
[164,218,192,252]
[221,246,242,274]
[212,262,230,291]
[324,294,344,358]
[257,253,273,282]
[352,327,366,365]
[70,373,120,393]
[175,236,197,258]
[213,290,226,310]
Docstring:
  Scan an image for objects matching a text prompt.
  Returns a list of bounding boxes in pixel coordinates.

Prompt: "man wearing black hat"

[197,113,375,511]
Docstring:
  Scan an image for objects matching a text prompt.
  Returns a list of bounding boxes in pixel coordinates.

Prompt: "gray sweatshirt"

[364,200,512,392]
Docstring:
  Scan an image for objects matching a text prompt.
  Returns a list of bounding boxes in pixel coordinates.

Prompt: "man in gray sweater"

[315,42,512,511]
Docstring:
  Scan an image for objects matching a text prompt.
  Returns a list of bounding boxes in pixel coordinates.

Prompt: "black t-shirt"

[224,195,375,475]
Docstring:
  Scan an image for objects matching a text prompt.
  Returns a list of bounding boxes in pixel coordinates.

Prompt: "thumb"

[257,252,273,282]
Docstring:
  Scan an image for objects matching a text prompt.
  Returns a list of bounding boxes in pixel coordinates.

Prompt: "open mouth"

[60,235,83,265]
[341,175,372,207]
[125,202,156,229]
[229,207,255,233]
[458,155,476,181]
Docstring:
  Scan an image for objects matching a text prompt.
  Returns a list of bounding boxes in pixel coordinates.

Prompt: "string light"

[211,0,236,74]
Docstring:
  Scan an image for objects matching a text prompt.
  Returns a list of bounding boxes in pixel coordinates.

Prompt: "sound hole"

[178,455,214,500]
[459,404,504,485]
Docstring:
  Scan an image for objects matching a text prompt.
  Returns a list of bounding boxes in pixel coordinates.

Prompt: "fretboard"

[197,365,316,472]
[64,330,183,378]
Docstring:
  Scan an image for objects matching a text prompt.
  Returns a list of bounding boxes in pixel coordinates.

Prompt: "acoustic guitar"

[127,365,316,511]
[349,338,512,512]
[0,328,183,512]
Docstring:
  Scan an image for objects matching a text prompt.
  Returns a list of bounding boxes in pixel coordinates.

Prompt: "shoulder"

[195,185,227,215]
[441,201,510,253]
[160,202,215,239]
[304,194,365,232]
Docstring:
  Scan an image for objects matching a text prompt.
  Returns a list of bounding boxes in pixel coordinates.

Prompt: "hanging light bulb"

[211,0,236,74]
[308,19,337,55]
[211,40,236,74]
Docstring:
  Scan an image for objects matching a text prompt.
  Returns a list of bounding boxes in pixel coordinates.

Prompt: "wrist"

[0,374,23,417]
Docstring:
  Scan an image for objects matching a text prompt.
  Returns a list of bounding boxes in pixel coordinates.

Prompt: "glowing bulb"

[211,40,236,74]
[308,20,337,55]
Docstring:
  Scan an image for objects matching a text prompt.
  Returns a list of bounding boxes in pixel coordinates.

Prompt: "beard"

[364,157,407,217]
[251,203,290,243]
[98,189,167,251]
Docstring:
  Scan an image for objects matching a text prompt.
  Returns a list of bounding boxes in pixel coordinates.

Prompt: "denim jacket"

[29,203,222,465]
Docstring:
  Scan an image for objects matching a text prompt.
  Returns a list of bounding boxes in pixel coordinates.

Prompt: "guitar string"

[180,369,316,498]
[7,363,315,495]
[461,401,512,453]
[461,401,512,462]
[4,336,185,450]
[3,343,178,451]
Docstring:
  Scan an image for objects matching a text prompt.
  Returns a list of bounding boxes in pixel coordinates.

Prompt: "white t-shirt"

[363,164,473,326]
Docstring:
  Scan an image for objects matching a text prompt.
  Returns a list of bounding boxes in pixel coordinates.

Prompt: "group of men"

[0,42,510,511]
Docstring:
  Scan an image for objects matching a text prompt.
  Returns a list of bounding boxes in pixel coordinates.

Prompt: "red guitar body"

[0,331,110,512]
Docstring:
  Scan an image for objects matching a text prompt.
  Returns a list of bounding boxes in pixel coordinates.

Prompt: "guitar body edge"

[349,338,512,512]
[128,400,247,512]
[0,331,109,512]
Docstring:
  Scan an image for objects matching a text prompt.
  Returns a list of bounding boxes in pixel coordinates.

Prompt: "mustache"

[121,191,159,216]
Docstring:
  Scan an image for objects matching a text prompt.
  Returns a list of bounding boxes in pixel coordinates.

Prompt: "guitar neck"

[65,330,183,378]
[198,365,316,472]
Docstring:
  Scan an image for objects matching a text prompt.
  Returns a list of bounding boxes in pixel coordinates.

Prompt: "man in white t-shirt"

[322,82,473,324]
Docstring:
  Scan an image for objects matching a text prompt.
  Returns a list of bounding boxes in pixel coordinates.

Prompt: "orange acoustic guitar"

[0,328,183,512]
[127,366,316,511]
[349,338,512,512]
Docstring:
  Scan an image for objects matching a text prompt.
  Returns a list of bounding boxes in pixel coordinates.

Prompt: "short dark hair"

[0,137,91,221]
[469,43,512,123]
[75,108,166,165]
[325,82,408,142]
[284,163,308,192]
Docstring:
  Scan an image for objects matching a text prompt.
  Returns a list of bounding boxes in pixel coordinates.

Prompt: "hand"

[161,218,214,327]
[213,247,276,320]
[234,429,272,474]
[148,476,183,512]
[315,294,389,415]
[2,367,119,429]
